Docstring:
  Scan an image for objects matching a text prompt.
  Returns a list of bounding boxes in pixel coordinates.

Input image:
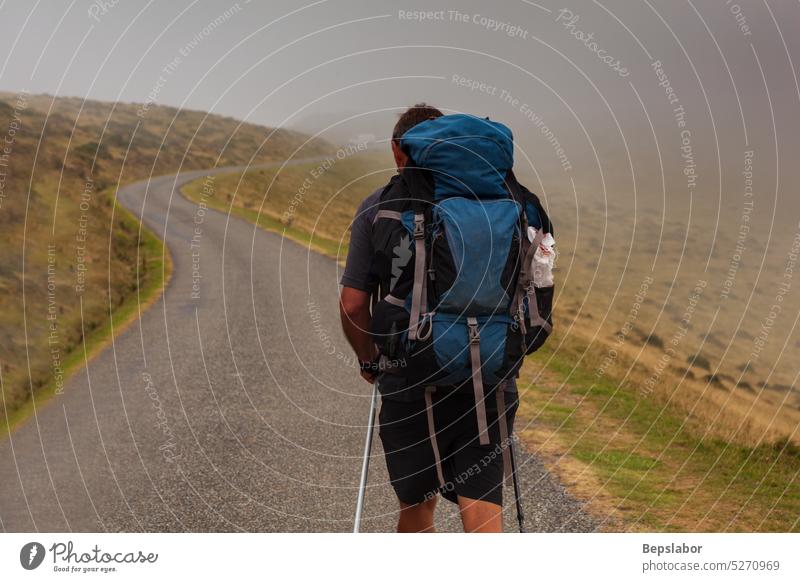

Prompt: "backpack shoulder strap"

[505,170,554,235]
[401,161,435,213]
[401,161,435,340]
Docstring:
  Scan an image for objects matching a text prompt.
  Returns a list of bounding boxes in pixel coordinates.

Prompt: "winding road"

[0,162,599,532]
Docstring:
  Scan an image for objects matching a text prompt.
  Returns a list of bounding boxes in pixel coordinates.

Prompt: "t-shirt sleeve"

[340,199,377,292]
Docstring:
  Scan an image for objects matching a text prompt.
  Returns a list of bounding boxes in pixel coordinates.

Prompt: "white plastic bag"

[528,227,556,288]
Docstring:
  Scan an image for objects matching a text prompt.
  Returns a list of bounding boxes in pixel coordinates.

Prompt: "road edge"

[1,192,174,440]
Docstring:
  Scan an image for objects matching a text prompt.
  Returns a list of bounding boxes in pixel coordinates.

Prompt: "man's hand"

[359,356,380,384]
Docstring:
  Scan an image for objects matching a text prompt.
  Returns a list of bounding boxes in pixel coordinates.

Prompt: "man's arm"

[339,286,378,383]
[339,187,386,382]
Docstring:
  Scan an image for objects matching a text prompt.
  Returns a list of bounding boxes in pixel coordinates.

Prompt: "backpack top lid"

[400,114,514,200]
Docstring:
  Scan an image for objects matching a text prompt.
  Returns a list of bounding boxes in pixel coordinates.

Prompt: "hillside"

[0,92,331,427]
[182,149,393,257]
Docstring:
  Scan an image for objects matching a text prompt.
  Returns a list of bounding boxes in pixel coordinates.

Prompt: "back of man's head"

[392,103,444,143]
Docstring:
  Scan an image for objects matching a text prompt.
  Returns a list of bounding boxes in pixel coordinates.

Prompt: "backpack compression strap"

[467,317,491,446]
[407,213,428,340]
[424,386,446,488]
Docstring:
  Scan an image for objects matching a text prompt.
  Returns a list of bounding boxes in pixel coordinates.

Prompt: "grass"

[1,199,171,437]
[183,185,344,260]
[517,337,800,532]
[181,151,393,261]
[180,155,800,532]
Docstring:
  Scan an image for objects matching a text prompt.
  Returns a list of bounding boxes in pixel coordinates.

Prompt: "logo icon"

[20,542,46,570]
[391,233,412,290]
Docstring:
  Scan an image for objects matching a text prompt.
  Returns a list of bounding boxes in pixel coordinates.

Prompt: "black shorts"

[378,385,519,507]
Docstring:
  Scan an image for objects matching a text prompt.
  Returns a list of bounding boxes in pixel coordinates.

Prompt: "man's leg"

[445,388,519,533]
[379,397,442,532]
[457,496,502,532]
[397,496,438,532]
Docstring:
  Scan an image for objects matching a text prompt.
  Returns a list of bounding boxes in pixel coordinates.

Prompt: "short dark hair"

[392,103,443,142]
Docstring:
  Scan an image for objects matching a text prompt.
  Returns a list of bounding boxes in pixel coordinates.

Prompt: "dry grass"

[0,92,332,427]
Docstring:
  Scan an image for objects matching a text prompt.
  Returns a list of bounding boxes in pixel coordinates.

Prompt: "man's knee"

[397,496,437,532]
[458,496,502,533]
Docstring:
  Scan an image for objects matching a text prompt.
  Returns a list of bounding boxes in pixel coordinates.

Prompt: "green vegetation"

[518,339,800,531]
[1,200,169,436]
[0,92,331,433]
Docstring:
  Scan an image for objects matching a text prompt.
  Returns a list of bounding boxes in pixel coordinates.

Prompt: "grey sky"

[1,0,798,216]
[0,1,794,125]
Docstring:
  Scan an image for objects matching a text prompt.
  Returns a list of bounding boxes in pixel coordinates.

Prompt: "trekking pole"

[509,436,526,533]
[353,381,379,533]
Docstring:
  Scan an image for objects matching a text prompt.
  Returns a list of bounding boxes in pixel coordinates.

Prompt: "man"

[339,104,520,533]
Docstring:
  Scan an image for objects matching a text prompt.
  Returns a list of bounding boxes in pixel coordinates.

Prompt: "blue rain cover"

[401,114,514,200]
[435,197,519,314]
[432,313,510,384]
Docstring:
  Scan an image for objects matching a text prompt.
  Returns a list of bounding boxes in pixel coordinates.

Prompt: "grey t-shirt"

[340,184,517,393]
[340,187,383,293]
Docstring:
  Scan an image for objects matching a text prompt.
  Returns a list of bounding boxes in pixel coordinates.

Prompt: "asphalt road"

[0,163,599,532]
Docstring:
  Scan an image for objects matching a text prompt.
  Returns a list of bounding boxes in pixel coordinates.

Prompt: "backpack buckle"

[413,214,425,239]
[468,322,480,344]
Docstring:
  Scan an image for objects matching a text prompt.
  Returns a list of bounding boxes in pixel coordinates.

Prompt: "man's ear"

[391,140,408,170]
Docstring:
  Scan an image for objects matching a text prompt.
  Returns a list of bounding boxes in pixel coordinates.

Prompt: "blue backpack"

[370,114,554,439]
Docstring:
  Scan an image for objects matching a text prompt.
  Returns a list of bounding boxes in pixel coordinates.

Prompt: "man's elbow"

[339,287,370,321]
